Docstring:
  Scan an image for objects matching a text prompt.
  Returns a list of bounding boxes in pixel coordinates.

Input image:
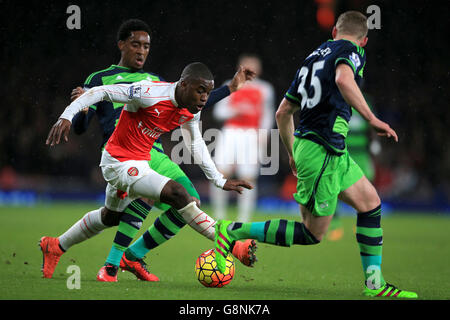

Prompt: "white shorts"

[100,150,170,212]
[214,127,260,179]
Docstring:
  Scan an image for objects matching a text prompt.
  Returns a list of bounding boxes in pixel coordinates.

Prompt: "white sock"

[178,202,216,241]
[210,185,228,220]
[237,186,256,222]
[58,208,108,251]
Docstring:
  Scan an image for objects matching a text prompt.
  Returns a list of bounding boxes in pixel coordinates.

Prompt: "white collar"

[169,81,179,107]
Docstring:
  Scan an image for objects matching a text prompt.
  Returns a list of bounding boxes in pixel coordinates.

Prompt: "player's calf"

[101,208,124,226]
[214,219,322,273]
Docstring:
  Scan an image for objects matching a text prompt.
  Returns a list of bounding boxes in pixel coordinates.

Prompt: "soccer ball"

[195,249,235,288]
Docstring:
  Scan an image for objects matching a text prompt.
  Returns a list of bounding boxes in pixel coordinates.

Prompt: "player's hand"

[46,118,72,146]
[223,179,253,194]
[228,65,257,93]
[289,155,297,177]
[71,87,85,101]
[191,197,201,208]
[70,87,89,114]
[369,117,398,142]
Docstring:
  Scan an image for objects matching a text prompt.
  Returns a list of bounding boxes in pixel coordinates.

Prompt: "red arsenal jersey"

[105,81,194,161]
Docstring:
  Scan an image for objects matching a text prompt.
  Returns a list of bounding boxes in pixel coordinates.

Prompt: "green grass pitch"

[0,203,449,300]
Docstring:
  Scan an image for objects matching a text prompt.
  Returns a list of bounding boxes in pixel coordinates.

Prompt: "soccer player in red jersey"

[46,62,254,280]
[40,19,257,282]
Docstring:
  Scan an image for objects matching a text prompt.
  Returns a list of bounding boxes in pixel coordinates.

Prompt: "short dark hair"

[336,11,368,39]
[180,62,214,81]
[117,19,151,42]
[238,53,261,63]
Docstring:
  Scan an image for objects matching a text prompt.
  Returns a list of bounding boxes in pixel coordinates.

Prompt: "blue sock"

[126,236,149,260]
[105,246,125,266]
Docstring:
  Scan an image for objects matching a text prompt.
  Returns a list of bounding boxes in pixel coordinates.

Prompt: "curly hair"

[116,19,151,42]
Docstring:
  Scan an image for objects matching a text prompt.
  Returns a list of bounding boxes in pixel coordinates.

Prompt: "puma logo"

[196,215,210,225]
[154,108,163,117]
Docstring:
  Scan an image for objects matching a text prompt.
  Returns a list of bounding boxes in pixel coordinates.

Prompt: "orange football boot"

[120,254,159,281]
[39,236,64,279]
[231,239,258,267]
[97,264,118,282]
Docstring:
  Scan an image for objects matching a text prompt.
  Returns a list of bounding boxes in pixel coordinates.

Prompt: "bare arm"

[276,98,300,176]
[335,64,398,142]
[227,65,257,93]
[212,66,257,121]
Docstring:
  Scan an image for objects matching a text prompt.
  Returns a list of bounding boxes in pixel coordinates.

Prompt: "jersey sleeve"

[180,112,227,188]
[60,84,137,121]
[205,85,230,109]
[335,44,366,79]
[83,72,104,111]
[72,108,96,135]
[211,80,234,121]
[284,69,302,106]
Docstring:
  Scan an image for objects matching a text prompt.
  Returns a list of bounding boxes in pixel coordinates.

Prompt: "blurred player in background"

[40,19,257,282]
[211,54,275,221]
[327,95,380,241]
[213,11,417,298]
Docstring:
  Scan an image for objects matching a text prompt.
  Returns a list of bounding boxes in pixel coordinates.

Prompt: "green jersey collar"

[328,38,361,50]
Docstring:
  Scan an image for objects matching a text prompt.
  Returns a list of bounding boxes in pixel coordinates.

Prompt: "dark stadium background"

[1,0,449,212]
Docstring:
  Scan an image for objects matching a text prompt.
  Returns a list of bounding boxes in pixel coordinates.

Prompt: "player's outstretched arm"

[180,114,253,193]
[335,64,398,142]
[46,118,71,146]
[276,98,299,176]
[204,65,256,109]
[71,86,85,102]
[222,179,253,194]
[180,113,227,188]
[228,65,257,93]
[46,84,134,146]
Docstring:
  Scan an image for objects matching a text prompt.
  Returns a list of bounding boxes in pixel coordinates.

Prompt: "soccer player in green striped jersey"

[214,11,417,298]
[40,19,257,282]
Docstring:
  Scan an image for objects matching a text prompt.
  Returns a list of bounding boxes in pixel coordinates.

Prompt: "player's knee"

[310,231,324,243]
[365,191,381,212]
[140,197,155,207]
[160,180,192,209]
[193,197,201,208]
[363,180,382,210]
[302,222,324,244]
[101,207,123,226]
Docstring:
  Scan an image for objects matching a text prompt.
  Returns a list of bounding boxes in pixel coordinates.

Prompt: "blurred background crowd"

[1,0,448,212]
